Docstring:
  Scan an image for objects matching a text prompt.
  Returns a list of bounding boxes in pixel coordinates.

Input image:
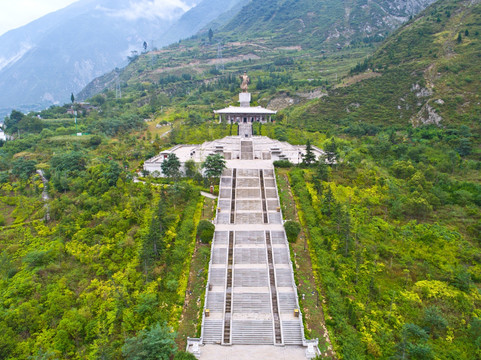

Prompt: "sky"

[0,0,79,36]
[0,0,195,36]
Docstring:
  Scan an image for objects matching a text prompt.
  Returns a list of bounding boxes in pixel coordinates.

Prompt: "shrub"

[174,351,197,360]
[284,220,301,243]
[196,220,215,244]
[89,135,102,146]
[273,160,293,168]
[122,323,176,360]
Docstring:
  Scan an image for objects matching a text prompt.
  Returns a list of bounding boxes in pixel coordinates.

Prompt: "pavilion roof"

[214,105,277,115]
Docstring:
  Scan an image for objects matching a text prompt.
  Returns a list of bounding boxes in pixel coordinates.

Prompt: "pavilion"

[214,93,277,125]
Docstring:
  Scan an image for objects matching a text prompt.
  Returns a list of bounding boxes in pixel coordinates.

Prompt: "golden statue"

[240,71,250,92]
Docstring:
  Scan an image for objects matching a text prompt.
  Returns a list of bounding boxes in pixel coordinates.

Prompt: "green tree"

[184,159,199,178]
[422,306,448,339]
[50,151,86,174]
[321,186,334,216]
[396,323,433,360]
[51,171,70,192]
[302,139,317,166]
[122,323,176,360]
[89,135,102,147]
[186,113,203,126]
[456,138,472,157]
[284,220,301,243]
[402,193,432,218]
[202,154,226,182]
[208,28,213,43]
[391,160,416,179]
[469,318,481,347]
[161,153,181,179]
[4,110,25,134]
[87,158,123,194]
[314,155,329,182]
[324,137,338,163]
[274,127,288,141]
[11,158,37,181]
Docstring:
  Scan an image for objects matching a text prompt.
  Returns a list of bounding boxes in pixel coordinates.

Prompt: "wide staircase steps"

[201,167,307,349]
[231,320,273,344]
[233,293,271,313]
[266,230,283,344]
[282,321,303,345]
[241,141,254,160]
[203,319,223,344]
[206,292,226,312]
[278,292,298,313]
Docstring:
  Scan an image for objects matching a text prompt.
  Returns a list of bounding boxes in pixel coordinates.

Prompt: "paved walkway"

[200,345,307,360]
[201,191,218,200]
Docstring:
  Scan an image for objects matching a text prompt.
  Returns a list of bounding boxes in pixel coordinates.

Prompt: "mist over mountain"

[0,0,203,115]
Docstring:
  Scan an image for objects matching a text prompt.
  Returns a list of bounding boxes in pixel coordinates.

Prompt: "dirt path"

[175,198,213,349]
[36,170,50,221]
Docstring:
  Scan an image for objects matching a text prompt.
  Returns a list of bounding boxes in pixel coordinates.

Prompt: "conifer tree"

[302,139,316,166]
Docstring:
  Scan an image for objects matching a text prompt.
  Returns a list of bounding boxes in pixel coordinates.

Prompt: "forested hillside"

[0,113,211,358]
[275,121,481,358]
[269,0,481,358]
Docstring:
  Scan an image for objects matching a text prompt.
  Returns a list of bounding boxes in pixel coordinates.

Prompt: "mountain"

[78,0,436,103]
[220,0,437,49]
[0,0,202,115]
[289,0,481,132]
[158,0,250,47]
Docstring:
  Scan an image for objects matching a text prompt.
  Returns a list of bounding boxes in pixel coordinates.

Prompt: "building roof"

[214,106,277,115]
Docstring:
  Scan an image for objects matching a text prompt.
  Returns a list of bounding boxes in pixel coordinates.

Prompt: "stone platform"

[199,345,307,360]
[143,136,325,176]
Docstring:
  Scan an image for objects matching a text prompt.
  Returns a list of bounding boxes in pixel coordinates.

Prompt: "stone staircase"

[201,167,307,349]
